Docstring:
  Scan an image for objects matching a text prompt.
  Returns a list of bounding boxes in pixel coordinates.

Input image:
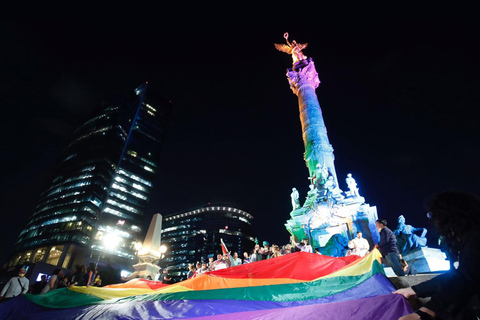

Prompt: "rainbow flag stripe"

[0,249,412,319]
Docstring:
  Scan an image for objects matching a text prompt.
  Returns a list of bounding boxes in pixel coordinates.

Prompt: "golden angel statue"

[274,32,308,65]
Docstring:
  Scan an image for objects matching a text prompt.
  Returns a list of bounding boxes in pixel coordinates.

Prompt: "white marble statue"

[346,173,360,197]
[291,187,300,210]
[325,176,344,200]
[324,176,335,192]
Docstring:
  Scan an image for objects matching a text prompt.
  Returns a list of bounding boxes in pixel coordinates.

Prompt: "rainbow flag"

[0,249,412,319]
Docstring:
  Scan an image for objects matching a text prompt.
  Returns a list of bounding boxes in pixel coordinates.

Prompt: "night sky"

[1,17,479,264]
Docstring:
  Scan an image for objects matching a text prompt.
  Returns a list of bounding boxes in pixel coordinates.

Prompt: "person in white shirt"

[351,231,370,257]
[196,262,208,275]
[213,254,228,270]
[154,268,163,281]
[0,268,29,300]
[40,268,63,294]
[232,252,242,266]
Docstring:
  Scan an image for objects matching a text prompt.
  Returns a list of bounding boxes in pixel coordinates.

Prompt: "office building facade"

[6,83,172,273]
[161,204,256,280]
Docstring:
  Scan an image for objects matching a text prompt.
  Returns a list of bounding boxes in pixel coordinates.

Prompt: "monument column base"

[403,247,450,273]
[127,262,160,280]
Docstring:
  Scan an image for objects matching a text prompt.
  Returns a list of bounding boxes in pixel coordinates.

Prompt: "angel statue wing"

[295,42,308,51]
[274,43,292,54]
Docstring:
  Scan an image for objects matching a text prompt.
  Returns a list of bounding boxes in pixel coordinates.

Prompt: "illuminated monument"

[276,33,379,256]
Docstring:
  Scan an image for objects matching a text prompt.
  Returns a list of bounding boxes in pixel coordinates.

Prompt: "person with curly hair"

[394,190,480,320]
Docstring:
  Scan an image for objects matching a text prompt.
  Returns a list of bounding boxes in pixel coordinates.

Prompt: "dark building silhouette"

[5,83,172,274]
[161,204,256,281]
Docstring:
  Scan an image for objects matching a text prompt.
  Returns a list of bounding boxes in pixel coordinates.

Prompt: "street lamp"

[159,244,167,259]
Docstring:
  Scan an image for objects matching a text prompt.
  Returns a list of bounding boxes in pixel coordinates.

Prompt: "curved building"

[161,204,256,281]
[6,83,172,274]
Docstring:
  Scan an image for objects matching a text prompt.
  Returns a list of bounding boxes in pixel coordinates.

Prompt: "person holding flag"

[213,238,233,270]
[213,253,228,270]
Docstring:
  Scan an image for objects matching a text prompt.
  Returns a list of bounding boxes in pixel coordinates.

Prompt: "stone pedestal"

[382,247,450,277]
[403,247,450,273]
[286,197,379,257]
[128,262,160,280]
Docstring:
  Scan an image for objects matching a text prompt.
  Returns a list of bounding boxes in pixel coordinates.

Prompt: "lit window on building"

[131,191,147,200]
[132,183,145,191]
[46,246,64,266]
[33,248,47,263]
[112,183,128,192]
[23,251,32,263]
[143,165,154,172]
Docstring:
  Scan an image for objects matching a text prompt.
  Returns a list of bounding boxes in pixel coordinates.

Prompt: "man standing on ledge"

[375,219,405,276]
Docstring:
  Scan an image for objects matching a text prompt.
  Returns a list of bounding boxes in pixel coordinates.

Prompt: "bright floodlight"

[120,270,131,278]
[103,233,121,251]
[160,244,167,254]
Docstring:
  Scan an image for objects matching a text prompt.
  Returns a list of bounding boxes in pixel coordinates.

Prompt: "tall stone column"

[286,59,338,190]
[279,34,379,255]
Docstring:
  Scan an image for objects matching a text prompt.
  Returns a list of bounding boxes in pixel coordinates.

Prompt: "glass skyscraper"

[6,83,172,272]
[161,204,256,281]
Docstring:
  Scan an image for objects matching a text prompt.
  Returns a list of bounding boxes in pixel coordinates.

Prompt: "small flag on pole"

[220,238,229,255]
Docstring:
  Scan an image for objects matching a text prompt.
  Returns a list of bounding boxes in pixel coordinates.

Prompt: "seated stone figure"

[302,184,318,208]
[393,215,427,255]
[324,176,344,201]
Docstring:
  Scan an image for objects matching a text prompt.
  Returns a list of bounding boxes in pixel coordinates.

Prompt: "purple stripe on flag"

[189,294,412,320]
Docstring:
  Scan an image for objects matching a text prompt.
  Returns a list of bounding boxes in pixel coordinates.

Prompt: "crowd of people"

[150,239,316,282]
[0,262,103,301]
[151,216,414,283]
[199,239,314,274]
[0,229,374,299]
[2,190,478,319]
[0,219,422,301]
[176,231,374,280]
[68,262,101,288]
